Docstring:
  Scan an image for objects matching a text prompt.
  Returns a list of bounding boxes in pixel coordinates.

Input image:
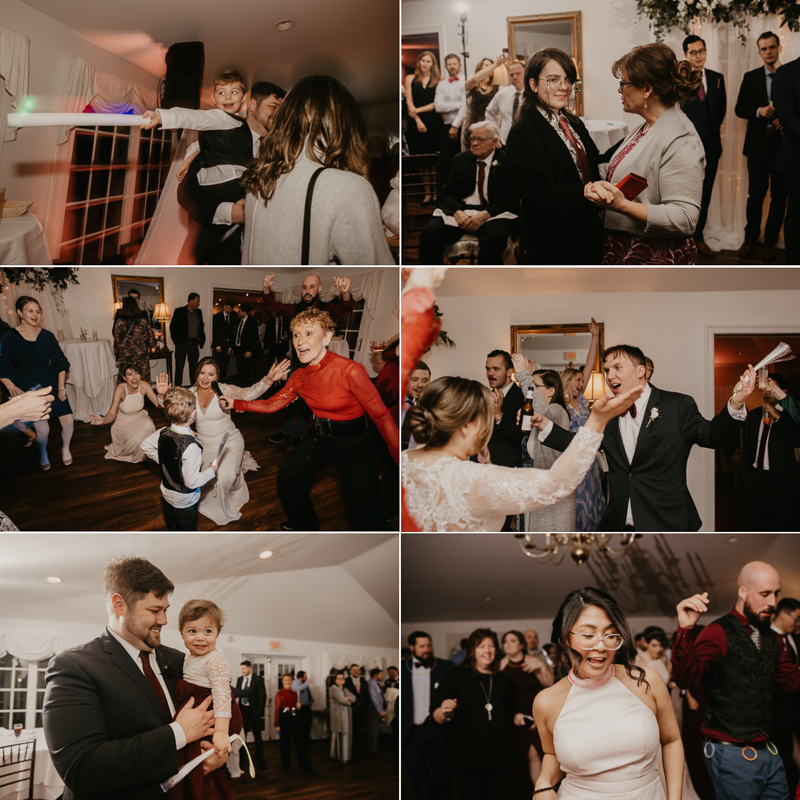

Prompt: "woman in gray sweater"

[583,43,704,264]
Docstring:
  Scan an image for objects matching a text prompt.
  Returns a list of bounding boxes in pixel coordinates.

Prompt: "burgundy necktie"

[477,160,488,210]
[698,84,706,102]
[755,419,770,471]
[139,651,171,718]
[620,404,638,419]
[558,117,592,183]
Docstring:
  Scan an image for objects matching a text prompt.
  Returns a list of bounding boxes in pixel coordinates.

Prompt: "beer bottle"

[520,389,535,431]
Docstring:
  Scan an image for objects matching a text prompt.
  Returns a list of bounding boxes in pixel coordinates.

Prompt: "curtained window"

[0,653,49,730]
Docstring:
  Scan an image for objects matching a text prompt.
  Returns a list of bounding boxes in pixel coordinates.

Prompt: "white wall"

[402,0,652,127]
[423,286,800,531]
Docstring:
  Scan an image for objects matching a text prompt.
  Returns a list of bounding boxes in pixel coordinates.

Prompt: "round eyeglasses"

[570,632,624,650]
[539,77,575,90]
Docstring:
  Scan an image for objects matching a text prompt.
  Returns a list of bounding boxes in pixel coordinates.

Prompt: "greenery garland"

[0,268,80,292]
[636,0,800,41]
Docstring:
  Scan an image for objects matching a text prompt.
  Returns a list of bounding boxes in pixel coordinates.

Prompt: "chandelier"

[514,533,639,566]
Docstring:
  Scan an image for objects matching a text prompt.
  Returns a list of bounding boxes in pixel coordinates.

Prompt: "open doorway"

[714,333,800,531]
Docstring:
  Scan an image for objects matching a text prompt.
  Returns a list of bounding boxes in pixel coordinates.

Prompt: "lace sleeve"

[469,426,604,518]
[219,379,272,402]
[204,650,232,718]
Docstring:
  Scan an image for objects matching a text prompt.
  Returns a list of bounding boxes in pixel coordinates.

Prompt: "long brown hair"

[519,47,580,126]
[241,75,370,203]
[412,50,442,88]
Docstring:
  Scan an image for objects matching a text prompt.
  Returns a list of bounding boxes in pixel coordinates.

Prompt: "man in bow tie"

[418,120,519,265]
[537,343,755,531]
[435,54,467,191]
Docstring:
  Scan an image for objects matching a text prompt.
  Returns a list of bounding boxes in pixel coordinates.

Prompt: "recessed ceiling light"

[46,576,62,584]
[727,536,738,543]
[483,596,492,602]
[275,19,295,31]
[259,550,274,559]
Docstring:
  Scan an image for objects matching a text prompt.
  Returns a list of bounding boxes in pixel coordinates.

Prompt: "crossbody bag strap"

[301,167,330,265]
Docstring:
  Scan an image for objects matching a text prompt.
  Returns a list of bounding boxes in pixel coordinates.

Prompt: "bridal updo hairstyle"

[612,42,702,107]
[552,586,649,688]
[406,376,494,460]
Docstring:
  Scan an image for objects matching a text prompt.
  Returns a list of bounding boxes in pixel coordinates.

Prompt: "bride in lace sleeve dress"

[190,357,290,526]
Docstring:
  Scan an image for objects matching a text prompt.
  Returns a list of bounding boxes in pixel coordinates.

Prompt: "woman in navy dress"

[0,296,73,470]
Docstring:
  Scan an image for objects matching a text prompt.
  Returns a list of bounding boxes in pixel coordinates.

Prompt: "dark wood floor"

[0,405,398,532]
[232,736,398,799]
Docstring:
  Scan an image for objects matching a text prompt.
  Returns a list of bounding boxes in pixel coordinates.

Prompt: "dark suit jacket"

[169,305,206,348]
[743,406,800,491]
[211,310,237,352]
[439,148,519,219]
[683,69,727,158]
[233,315,259,354]
[263,315,289,363]
[488,382,526,469]
[43,628,184,800]
[233,673,267,718]
[544,384,743,531]
[400,656,453,746]
[774,57,800,177]
[505,106,604,265]
[735,66,781,158]
[344,676,371,711]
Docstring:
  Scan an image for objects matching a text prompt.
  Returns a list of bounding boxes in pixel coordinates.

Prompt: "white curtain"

[0,278,74,339]
[283,270,384,321]
[663,17,800,251]
[0,634,62,662]
[320,653,388,677]
[0,26,30,171]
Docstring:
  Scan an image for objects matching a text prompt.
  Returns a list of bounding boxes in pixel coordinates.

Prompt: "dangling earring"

[464,431,469,447]
[644,96,649,109]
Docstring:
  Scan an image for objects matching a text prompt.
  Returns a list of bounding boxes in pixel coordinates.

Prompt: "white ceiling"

[402,534,800,623]
[21,0,399,128]
[435,268,800,297]
[0,533,398,647]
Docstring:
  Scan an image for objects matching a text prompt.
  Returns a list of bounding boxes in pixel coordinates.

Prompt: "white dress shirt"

[463,153,494,207]
[485,84,522,144]
[410,663,432,725]
[751,414,773,470]
[434,75,467,128]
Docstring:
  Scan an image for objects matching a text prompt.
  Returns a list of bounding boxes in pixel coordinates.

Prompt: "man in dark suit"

[770,597,800,790]
[211,297,237,380]
[682,35,726,259]
[345,664,370,758]
[401,631,453,800]
[42,556,221,800]
[774,54,800,265]
[170,293,205,386]
[734,32,788,262]
[234,660,267,770]
[742,373,800,531]
[232,302,259,387]
[539,344,755,531]
[113,289,148,325]
[419,119,519,265]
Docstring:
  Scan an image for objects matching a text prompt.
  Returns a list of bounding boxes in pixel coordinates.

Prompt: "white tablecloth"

[62,339,118,422]
[0,213,53,265]
[0,730,63,800]
[581,118,629,152]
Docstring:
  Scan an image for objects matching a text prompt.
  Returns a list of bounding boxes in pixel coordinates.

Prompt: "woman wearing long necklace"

[431,628,529,799]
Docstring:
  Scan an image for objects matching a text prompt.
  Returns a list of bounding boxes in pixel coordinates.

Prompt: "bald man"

[672,561,800,800]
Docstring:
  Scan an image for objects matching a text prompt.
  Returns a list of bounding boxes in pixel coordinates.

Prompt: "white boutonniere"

[492,160,499,167]
[646,407,661,428]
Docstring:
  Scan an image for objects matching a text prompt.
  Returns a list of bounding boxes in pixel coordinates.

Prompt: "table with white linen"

[581,118,629,152]
[0,729,63,800]
[0,213,53,265]
[329,339,350,358]
[62,339,118,422]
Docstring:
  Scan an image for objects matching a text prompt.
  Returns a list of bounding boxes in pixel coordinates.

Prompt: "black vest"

[292,299,331,318]
[158,428,201,494]
[198,114,254,170]
[703,613,779,740]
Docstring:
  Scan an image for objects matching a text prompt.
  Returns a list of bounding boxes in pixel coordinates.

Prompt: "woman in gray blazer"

[584,43,704,264]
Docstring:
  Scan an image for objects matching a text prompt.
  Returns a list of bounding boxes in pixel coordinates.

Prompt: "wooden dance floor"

[0,407,399,532]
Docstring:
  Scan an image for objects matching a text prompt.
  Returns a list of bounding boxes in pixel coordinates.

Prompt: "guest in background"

[384,666,399,689]
[634,628,671,685]
[345,664,370,758]
[274,673,319,777]
[435,53,467,194]
[114,296,156,383]
[112,288,146,324]
[774,53,800,265]
[405,50,445,160]
[234,661,267,771]
[0,296,73,471]
[486,61,526,145]
[329,671,356,764]
[734,32,788,262]
[771,597,800,791]
[585,43,704,264]
[365,668,386,754]
[461,57,508,152]
[681,35,726,259]
[211,297,237,380]
[292,671,314,744]
[645,356,655,381]
[402,361,431,450]
[485,349,526,470]
[170,293,205,386]
[505,48,604,265]
[233,303,259,388]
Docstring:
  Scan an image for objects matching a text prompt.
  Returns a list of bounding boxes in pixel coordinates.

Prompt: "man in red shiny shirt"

[672,561,800,800]
[274,673,319,777]
[221,309,398,530]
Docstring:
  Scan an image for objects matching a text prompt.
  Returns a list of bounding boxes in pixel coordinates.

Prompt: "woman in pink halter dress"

[533,587,684,800]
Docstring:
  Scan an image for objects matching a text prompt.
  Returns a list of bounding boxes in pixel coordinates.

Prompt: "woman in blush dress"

[532,587,683,800]
[329,671,356,764]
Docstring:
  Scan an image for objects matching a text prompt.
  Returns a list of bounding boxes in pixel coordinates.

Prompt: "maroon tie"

[477,160,488,210]
[558,117,592,184]
[698,84,706,102]
[620,404,638,419]
[139,651,171,718]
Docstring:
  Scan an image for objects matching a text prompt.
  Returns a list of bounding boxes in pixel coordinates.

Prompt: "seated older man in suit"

[418,120,519,265]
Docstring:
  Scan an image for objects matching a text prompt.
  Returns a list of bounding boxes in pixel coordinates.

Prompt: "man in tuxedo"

[734,32,788,262]
[234,660,267,770]
[418,120,519,265]
[682,35,726,259]
[345,664,370,758]
[170,293,205,386]
[770,597,800,790]
[211,297,237,380]
[742,373,800,531]
[401,631,453,800]
[233,302,259,387]
[401,361,431,450]
[539,344,755,531]
[774,54,800,265]
[42,556,222,800]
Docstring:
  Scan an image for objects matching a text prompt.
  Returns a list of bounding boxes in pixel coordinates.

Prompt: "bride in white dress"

[532,587,684,800]
[190,356,290,526]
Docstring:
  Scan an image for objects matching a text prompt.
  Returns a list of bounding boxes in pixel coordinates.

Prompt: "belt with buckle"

[314,415,368,437]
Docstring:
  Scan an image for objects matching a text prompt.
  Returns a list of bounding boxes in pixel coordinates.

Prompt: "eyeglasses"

[539,77,575,90]
[687,48,707,56]
[785,612,800,624]
[569,632,624,650]
[618,80,637,90]
[470,136,493,143]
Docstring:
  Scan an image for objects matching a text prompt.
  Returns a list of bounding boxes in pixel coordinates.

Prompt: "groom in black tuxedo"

[42,556,222,800]
[539,344,755,531]
[234,661,267,770]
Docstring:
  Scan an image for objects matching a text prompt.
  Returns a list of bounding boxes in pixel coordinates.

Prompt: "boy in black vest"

[141,387,217,530]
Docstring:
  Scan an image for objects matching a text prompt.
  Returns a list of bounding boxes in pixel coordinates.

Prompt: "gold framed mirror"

[510,321,603,374]
[111,274,166,340]
[507,11,583,117]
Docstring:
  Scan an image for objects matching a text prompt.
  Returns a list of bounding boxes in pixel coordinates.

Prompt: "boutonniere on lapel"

[491,160,499,168]
[160,655,176,680]
[646,407,661,428]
